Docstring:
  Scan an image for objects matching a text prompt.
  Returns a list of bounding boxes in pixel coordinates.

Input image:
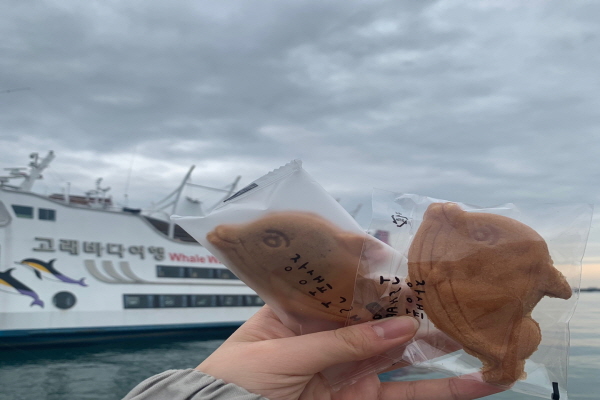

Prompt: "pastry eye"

[472,228,490,241]
[469,224,499,245]
[262,230,290,248]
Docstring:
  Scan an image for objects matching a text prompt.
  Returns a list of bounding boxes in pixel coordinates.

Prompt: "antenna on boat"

[0,151,55,191]
[21,151,55,191]
[85,178,112,209]
[123,148,138,207]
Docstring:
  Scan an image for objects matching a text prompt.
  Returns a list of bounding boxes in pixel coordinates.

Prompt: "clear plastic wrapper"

[173,160,592,398]
[172,160,392,335]
[338,189,592,399]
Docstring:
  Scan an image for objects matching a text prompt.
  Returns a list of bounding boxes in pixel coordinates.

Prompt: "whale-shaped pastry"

[407,202,572,385]
[206,211,385,333]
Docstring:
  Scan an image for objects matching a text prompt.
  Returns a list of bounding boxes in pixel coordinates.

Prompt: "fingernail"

[372,317,419,339]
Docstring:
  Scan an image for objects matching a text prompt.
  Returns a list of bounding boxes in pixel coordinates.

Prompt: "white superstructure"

[0,152,262,344]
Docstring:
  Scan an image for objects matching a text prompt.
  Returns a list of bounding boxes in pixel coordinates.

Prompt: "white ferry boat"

[0,152,263,345]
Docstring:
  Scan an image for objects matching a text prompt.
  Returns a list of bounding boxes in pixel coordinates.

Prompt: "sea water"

[0,293,599,400]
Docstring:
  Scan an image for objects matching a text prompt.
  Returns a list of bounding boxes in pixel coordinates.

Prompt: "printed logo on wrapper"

[391,212,410,228]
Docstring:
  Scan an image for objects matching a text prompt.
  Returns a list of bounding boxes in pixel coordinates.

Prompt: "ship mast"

[169,166,195,238]
[19,151,55,191]
[149,166,196,239]
[0,151,55,191]
[149,166,240,239]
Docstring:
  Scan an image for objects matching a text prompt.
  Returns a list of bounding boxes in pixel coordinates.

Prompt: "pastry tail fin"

[481,317,539,386]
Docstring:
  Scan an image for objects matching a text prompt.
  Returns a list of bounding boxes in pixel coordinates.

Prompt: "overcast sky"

[2,0,600,286]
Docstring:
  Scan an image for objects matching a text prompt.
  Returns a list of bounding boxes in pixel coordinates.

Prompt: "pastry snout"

[206,225,241,248]
[423,202,463,228]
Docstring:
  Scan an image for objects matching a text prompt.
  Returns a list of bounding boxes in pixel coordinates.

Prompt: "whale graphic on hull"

[0,268,44,308]
[17,258,87,287]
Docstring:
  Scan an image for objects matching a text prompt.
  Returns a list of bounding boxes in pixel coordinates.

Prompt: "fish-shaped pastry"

[0,268,44,307]
[407,202,572,385]
[207,211,385,333]
[17,258,87,287]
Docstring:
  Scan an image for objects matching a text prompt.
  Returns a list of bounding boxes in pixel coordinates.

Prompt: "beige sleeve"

[122,369,269,400]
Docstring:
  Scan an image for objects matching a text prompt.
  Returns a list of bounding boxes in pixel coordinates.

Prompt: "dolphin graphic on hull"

[0,268,44,307]
[18,258,88,287]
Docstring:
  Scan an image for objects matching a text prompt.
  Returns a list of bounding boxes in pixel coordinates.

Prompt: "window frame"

[38,208,56,221]
[11,205,34,219]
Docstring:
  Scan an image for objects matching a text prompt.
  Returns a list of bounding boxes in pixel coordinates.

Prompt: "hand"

[196,306,505,400]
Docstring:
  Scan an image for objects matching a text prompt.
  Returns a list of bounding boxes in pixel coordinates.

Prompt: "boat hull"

[0,187,262,345]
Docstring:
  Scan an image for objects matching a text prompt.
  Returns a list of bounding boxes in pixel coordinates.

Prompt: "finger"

[380,373,507,400]
[267,316,419,374]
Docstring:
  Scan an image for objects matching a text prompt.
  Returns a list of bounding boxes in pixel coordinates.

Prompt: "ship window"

[157,265,185,278]
[12,205,33,219]
[186,267,213,279]
[157,294,187,308]
[53,291,77,310]
[39,208,56,221]
[156,265,215,279]
[244,295,265,307]
[123,294,155,309]
[215,269,238,280]
[189,294,216,307]
[123,294,259,309]
[217,295,243,307]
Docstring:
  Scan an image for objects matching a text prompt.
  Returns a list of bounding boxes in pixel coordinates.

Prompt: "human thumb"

[276,316,419,375]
